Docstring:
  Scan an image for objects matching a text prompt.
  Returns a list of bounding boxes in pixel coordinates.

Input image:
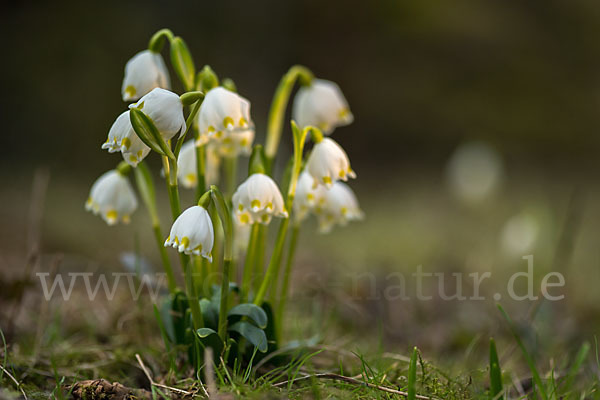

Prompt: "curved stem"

[264,65,313,172]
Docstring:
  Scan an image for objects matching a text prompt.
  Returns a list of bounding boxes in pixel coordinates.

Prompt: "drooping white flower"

[122,50,171,102]
[306,138,356,188]
[177,140,220,188]
[102,111,151,167]
[233,213,252,256]
[232,173,288,225]
[129,88,186,141]
[292,79,353,134]
[196,87,254,146]
[316,182,363,233]
[211,128,254,158]
[164,206,214,261]
[293,171,327,223]
[85,170,138,225]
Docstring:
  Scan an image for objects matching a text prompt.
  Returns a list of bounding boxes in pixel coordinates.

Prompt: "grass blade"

[408,346,418,400]
[562,341,590,394]
[497,304,547,400]
[489,338,503,399]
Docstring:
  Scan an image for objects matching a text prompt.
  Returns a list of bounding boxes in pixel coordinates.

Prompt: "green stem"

[254,122,309,306]
[195,144,207,202]
[218,259,232,341]
[153,224,177,293]
[275,224,299,340]
[264,65,313,172]
[183,255,204,330]
[241,223,260,300]
[210,186,234,342]
[252,225,267,292]
[254,217,290,306]
[224,156,237,200]
[175,97,203,157]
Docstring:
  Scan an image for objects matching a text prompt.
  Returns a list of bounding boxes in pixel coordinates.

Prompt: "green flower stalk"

[164,191,214,329]
[253,122,313,306]
[209,186,234,342]
[133,161,177,294]
[264,65,314,172]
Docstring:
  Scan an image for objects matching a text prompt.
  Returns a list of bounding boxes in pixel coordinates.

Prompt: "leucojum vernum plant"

[86,28,363,374]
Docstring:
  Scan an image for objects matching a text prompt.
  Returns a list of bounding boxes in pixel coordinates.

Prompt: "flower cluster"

[83,29,365,367]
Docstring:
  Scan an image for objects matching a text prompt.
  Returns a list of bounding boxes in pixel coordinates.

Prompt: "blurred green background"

[1,0,600,357]
[2,0,600,173]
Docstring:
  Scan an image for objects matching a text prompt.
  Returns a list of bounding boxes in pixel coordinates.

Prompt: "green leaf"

[170,37,196,90]
[228,321,268,353]
[228,303,268,329]
[196,327,218,338]
[129,108,175,160]
[489,338,503,400]
[407,347,418,400]
[497,304,548,400]
[199,298,218,329]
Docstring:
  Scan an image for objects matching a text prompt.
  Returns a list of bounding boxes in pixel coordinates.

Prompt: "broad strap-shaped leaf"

[227,303,268,329]
[228,321,268,353]
[129,108,175,160]
[196,327,218,339]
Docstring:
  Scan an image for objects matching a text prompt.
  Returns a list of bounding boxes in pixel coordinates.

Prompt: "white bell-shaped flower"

[292,79,353,134]
[316,182,363,233]
[129,88,186,141]
[164,206,214,261]
[293,171,327,223]
[211,128,254,158]
[306,138,356,188]
[232,173,288,225]
[122,50,171,102]
[85,170,138,225]
[102,111,151,167]
[196,87,254,145]
[233,213,252,256]
[177,140,220,188]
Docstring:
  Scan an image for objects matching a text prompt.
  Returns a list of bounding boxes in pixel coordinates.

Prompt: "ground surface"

[1,168,599,398]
